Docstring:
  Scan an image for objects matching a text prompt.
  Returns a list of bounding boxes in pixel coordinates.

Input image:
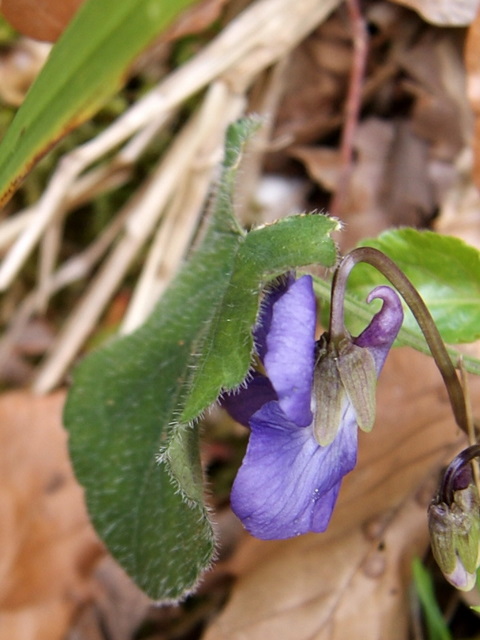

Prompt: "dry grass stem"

[0,208,36,251]
[233,57,292,223]
[38,217,63,311]
[0,205,131,372]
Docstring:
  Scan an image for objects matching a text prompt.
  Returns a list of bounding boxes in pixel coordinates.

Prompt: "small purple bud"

[429,447,480,591]
[429,485,480,591]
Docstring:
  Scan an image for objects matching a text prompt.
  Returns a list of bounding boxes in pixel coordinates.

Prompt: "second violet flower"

[223,274,403,540]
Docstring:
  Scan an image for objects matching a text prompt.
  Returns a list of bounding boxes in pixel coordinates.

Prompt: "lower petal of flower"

[230,401,358,539]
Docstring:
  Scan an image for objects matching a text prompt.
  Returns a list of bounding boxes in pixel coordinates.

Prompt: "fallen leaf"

[293,117,437,248]
[205,496,431,640]
[378,119,435,226]
[0,39,51,106]
[0,0,84,42]
[290,146,342,193]
[398,30,469,161]
[268,8,353,157]
[0,0,228,43]
[69,556,151,640]
[389,0,480,26]
[434,149,480,249]
[0,391,104,640]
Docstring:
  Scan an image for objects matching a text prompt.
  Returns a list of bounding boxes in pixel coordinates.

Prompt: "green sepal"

[312,335,377,445]
[312,338,346,446]
[453,488,480,575]
[336,339,377,433]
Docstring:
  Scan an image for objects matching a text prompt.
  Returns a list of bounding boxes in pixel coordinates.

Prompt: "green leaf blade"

[412,558,453,640]
[347,229,480,344]
[64,316,214,600]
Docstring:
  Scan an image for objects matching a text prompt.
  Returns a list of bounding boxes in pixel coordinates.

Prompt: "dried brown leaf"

[399,31,470,161]
[389,0,480,26]
[290,147,341,192]
[434,150,480,248]
[379,120,435,226]
[0,391,104,640]
[269,10,352,156]
[69,557,151,640]
[205,498,430,640]
[0,0,84,42]
[202,347,472,640]
[0,0,228,43]
[0,39,50,106]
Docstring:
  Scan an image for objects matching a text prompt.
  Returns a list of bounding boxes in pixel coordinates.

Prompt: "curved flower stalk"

[223,273,403,539]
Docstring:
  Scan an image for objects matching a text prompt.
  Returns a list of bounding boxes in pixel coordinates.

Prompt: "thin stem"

[458,358,480,499]
[329,0,368,216]
[440,444,480,504]
[329,246,469,435]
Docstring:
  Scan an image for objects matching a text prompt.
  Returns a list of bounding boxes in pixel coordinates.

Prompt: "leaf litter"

[0,0,480,638]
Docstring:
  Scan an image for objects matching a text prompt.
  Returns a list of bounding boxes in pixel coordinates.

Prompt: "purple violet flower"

[223,274,403,540]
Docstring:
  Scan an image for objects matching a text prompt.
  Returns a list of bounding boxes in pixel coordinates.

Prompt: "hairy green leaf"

[181,214,339,421]
[65,119,339,599]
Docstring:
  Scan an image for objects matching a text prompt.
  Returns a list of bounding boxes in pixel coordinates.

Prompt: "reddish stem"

[329,0,368,216]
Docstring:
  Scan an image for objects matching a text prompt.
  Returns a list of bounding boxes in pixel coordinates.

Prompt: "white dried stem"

[0,164,130,254]
[0,208,35,251]
[0,204,129,369]
[38,216,63,311]
[120,182,186,334]
[234,56,291,223]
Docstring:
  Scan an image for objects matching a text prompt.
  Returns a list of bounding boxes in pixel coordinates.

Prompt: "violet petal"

[221,373,277,427]
[354,285,403,373]
[254,274,295,361]
[230,400,358,539]
[263,275,316,428]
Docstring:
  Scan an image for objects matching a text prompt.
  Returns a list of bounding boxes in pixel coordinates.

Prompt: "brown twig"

[329,0,368,216]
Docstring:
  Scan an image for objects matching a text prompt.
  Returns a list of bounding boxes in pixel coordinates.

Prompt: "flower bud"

[428,483,480,591]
